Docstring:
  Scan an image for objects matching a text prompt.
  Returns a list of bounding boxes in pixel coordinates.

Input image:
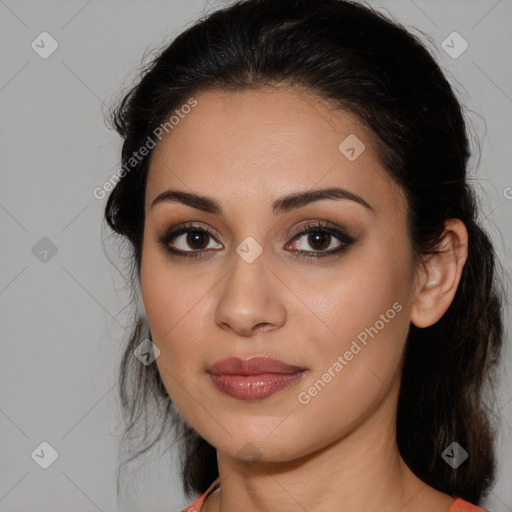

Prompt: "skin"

[139,86,469,512]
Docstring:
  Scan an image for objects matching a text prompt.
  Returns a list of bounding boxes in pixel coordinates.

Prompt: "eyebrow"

[150,186,374,215]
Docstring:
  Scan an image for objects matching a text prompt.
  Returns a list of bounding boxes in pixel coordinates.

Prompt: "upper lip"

[207,356,306,375]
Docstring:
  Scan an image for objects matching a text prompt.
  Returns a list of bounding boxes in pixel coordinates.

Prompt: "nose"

[214,250,287,337]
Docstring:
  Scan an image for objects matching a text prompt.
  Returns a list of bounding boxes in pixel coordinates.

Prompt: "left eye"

[159,221,354,259]
[287,228,345,253]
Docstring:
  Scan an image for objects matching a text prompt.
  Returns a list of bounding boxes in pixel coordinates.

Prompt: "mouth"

[207,356,308,401]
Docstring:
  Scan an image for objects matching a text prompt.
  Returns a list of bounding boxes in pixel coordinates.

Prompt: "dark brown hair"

[103,0,505,503]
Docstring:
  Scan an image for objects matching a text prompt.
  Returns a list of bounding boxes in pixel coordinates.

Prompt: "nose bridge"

[231,235,268,291]
[222,238,270,309]
[214,238,286,335]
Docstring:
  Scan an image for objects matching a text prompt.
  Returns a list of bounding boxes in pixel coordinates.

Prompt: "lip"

[207,356,307,401]
[207,356,306,375]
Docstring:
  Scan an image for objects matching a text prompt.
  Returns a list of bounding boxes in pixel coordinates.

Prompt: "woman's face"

[140,86,419,463]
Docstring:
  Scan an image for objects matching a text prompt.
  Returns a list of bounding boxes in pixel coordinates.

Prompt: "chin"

[212,428,313,465]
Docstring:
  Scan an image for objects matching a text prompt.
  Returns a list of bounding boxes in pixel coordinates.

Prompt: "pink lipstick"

[207,356,307,401]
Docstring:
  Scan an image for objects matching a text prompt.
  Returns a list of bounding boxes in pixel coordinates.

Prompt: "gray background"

[0,0,511,511]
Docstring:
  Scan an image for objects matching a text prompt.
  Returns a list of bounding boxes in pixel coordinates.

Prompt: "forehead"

[149,85,375,164]
[145,86,400,216]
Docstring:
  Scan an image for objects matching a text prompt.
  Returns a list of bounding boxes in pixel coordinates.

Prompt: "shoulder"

[180,478,221,512]
[449,496,488,512]
[180,485,487,512]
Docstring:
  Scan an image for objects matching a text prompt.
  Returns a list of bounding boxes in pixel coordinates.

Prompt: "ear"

[410,218,469,329]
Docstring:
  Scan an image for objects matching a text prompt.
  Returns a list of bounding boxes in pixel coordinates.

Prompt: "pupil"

[187,231,208,249]
[309,231,330,250]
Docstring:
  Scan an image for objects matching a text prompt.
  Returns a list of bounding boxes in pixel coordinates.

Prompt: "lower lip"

[208,371,306,401]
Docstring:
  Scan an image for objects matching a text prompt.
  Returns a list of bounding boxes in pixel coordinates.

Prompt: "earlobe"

[410,219,469,329]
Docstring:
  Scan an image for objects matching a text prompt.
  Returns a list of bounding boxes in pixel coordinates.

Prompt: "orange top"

[180,478,488,512]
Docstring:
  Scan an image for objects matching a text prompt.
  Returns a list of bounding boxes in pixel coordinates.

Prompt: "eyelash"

[157,220,355,261]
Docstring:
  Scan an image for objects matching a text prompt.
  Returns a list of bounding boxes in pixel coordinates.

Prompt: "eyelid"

[287,218,351,239]
[284,221,354,255]
[158,219,355,259]
[164,221,221,241]
[161,222,222,249]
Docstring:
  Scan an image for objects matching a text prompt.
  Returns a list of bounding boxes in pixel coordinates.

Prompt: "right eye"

[158,223,223,259]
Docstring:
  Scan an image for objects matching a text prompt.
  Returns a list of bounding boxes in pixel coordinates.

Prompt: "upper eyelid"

[159,222,355,261]
[166,221,350,245]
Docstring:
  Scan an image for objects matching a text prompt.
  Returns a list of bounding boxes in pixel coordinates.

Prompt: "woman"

[104,0,505,510]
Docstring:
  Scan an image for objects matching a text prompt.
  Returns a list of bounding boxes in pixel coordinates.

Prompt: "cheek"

[140,243,197,338]
[138,234,223,429]
[307,281,407,391]
[139,246,213,388]
[302,240,412,399]
[293,281,408,444]
[141,263,207,415]
[313,245,410,347]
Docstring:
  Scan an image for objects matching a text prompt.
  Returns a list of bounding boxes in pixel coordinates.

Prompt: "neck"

[203,376,453,512]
